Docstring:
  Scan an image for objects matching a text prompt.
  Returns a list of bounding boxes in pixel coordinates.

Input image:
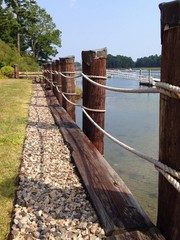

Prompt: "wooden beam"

[45,89,165,239]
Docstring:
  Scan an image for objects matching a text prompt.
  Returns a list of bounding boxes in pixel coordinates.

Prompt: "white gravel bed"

[10,84,105,240]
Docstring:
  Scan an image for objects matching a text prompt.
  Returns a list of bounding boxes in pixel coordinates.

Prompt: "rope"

[156,167,180,192]
[82,109,180,183]
[62,71,75,74]
[61,92,106,112]
[86,75,107,80]
[82,73,180,99]
[44,70,180,98]
[43,73,180,192]
[155,82,180,99]
[63,92,77,96]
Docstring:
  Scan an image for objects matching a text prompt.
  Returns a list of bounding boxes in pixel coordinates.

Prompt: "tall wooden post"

[48,63,53,91]
[157,2,180,240]
[52,61,56,95]
[44,64,49,89]
[82,48,107,155]
[14,64,19,79]
[60,56,76,121]
[56,59,62,106]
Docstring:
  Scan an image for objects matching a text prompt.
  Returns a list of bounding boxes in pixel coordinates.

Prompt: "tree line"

[0,0,61,64]
[107,54,161,69]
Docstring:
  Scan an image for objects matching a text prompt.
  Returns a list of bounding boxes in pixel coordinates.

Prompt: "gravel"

[10,84,105,240]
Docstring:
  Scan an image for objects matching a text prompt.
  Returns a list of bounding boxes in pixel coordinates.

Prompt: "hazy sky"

[36,0,169,62]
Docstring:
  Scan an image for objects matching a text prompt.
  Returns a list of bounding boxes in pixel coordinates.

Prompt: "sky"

[36,0,170,62]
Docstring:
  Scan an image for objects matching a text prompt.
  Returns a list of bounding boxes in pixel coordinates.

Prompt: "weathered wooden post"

[48,63,53,91]
[60,56,76,121]
[44,64,49,88]
[157,2,180,240]
[82,48,107,155]
[52,61,56,95]
[14,64,19,79]
[42,64,46,84]
[56,59,63,106]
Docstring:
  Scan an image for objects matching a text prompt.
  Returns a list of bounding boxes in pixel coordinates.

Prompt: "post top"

[160,1,180,43]
[60,56,75,64]
[82,48,107,66]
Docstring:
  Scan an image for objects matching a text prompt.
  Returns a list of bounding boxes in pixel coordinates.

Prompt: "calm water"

[75,74,159,223]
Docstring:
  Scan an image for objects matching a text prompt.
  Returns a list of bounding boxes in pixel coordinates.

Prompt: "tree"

[0,4,19,47]
[3,0,37,54]
[135,55,161,68]
[23,4,61,63]
[1,0,61,63]
[107,54,135,69]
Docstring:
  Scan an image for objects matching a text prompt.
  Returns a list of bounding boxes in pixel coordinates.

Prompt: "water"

[75,74,159,223]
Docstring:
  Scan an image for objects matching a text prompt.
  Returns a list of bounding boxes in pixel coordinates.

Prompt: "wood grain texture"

[157,26,180,240]
[45,89,165,239]
[60,56,76,121]
[82,49,106,154]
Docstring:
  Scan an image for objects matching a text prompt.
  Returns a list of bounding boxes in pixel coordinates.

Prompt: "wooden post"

[52,61,56,95]
[60,56,76,121]
[49,63,53,91]
[56,59,62,106]
[44,64,49,88]
[82,48,107,155]
[157,2,180,240]
[14,64,19,79]
[42,64,46,84]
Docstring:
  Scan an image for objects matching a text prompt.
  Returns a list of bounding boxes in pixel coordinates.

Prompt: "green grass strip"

[0,79,32,240]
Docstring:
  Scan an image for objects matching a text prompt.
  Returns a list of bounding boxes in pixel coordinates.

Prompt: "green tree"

[135,55,161,68]
[107,54,135,69]
[4,0,37,54]
[2,0,61,63]
[23,4,61,63]
[0,4,19,47]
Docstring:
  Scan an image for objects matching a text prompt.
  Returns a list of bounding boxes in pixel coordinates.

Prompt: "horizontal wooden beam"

[45,89,165,239]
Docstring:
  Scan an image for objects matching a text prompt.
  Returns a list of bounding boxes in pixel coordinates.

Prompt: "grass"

[0,78,32,240]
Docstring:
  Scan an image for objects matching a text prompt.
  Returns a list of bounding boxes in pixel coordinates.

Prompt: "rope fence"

[42,5,180,236]
[42,67,180,193]
[43,69,180,99]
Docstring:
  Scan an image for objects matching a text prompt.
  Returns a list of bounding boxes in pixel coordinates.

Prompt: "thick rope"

[86,75,107,80]
[44,70,180,98]
[43,74,180,191]
[61,92,106,112]
[60,72,81,79]
[82,108,180,181]
[82,73,180,99]
[156,167,180,192]
[63,92,77,96]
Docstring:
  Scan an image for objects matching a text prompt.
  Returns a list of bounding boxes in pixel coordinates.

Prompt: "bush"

[0,73,7,79]
[0,66,14,78]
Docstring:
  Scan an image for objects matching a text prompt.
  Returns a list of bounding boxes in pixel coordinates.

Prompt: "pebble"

[9,84,106,239]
